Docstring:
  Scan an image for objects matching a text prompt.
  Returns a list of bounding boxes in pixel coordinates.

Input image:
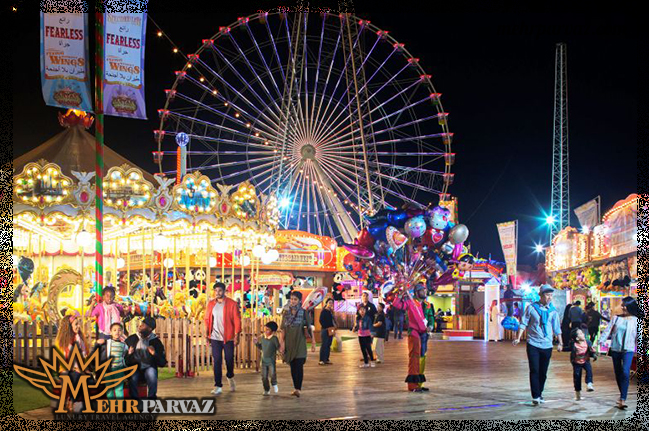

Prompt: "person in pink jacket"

[88,286,125,340]
[393,284,429,392]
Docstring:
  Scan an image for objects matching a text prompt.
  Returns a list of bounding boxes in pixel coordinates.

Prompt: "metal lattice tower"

[550,43,570,239]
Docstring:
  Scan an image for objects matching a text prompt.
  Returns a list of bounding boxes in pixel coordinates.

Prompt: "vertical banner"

[496,221,518,279]
[40,12,93,111]
[574,197,600,230]
[103,13,147,119]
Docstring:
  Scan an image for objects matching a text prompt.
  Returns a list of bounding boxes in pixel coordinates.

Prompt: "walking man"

[569,300,586,331]
[205,282,242,395]
[513,285,563,405]
[393,306,405,339]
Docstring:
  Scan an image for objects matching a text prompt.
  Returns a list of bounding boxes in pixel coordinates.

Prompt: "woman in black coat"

[561,304,573,351]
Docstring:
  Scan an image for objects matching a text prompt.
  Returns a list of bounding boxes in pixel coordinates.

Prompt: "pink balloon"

[343,244,375,259]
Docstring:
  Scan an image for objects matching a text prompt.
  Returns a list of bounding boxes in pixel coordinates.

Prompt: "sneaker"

[227,377,236,392]
[325,361,333,365]
[410,388,423,393]
[211,387,223,395]
[376,360,382,364]
[531,398,540,406]
[538,397,546,404]
[575,391,582,401]
[359,363,369,368]
[273,384,279,393]
[263,391,270,396]
[420,387,430,392]
[587,383,594,392]
[319,361,326,365]
[370,362,376,368]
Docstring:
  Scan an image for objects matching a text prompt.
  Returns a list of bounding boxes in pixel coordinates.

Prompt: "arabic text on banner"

[496,221,518,278]
[103,13,147,119]
[574,198,600,229]
[40,12,93,111]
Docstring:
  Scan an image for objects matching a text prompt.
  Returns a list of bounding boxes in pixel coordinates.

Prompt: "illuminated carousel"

[12,110,281,329]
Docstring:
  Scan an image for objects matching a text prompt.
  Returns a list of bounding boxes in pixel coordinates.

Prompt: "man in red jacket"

[205,282,242,395]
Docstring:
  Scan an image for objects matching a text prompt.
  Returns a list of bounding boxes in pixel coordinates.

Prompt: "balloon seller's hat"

[539,284,554,295]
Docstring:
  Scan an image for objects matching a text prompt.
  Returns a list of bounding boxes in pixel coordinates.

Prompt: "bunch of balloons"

[342,203,474,299]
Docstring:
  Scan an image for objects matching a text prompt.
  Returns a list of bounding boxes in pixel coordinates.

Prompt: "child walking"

[254,321,281,396]
[571,327,597,401]
[95,322,128,399]
[354,305,375,368]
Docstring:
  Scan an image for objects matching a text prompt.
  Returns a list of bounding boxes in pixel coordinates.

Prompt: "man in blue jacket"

[513,285,562,406]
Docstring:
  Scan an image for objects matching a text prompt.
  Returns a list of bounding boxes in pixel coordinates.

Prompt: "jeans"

[572,361,593,392]
[610,351,634,401]
[359,336,373,364]
[129,367,158,400]
[420,332,429,357]
[68,371,82,402]
[394,317,404,339]
[211,339,235,387]
[320,329,333,363]
[526,343,553,399]
[261,362,277,392]
[289,358,306,390]
[435,319,444,333]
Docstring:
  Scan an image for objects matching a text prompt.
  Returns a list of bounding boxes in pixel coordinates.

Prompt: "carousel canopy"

[14,112,155,183]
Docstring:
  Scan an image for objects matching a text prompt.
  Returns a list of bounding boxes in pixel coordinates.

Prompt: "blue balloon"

[365,209,391,224]
[368,221,389,242]
[387,210,408,228]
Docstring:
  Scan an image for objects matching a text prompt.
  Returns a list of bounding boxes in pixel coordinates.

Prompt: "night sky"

[12,7,636,266]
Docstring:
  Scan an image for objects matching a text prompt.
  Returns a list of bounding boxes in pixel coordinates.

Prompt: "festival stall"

[546,194,638,345]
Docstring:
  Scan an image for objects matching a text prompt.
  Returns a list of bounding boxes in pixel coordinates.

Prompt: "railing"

[453,315,526,340]
[12,316,282,376]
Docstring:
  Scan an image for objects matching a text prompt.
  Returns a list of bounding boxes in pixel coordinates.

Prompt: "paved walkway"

[18,332,637,420]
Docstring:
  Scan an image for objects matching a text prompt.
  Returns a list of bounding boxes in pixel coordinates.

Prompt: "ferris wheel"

[156,11,454,243]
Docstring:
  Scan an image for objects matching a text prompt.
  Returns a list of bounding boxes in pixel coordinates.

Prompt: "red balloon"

[357,228,376,248]
[421,227,435,247]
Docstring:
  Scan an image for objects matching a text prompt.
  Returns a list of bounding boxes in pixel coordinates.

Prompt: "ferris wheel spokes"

[157,12,453,242]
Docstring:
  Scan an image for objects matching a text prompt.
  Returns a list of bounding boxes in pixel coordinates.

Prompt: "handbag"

[606,316,627,356]
[327,327,336,337]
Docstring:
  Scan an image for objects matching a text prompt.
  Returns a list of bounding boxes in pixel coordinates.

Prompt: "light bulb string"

[148,15,220,96]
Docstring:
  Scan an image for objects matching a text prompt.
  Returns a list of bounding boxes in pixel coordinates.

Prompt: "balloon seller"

[392,284,431,392]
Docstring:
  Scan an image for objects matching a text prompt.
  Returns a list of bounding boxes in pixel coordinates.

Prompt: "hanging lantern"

[76,230,92,249]
[154,234,169,251]
[252,244,265,258]
[214,239,229,254]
